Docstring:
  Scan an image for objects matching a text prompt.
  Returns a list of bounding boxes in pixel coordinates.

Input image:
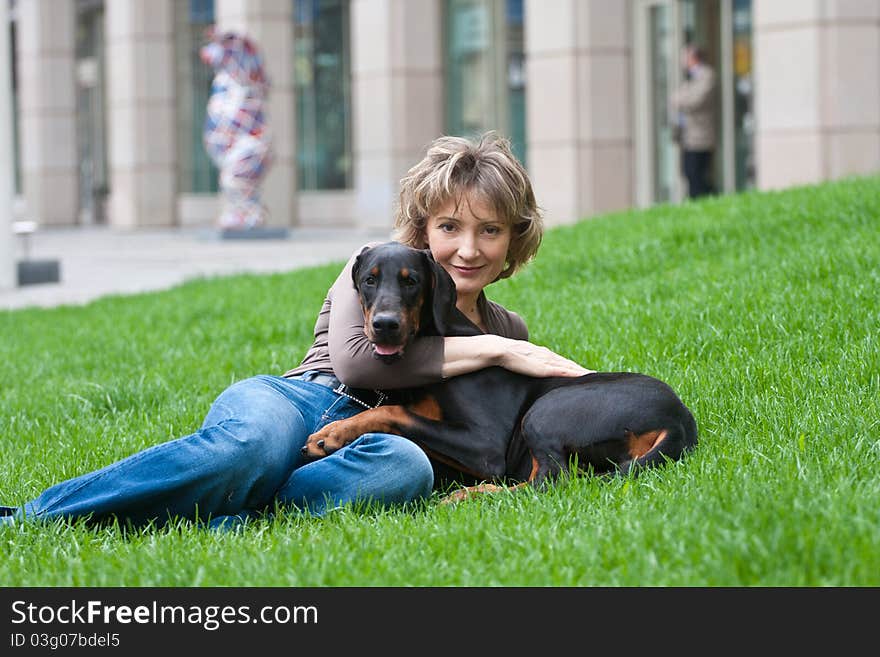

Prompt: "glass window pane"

[75,3,108,223]
[294,0,352,190]
[732,0,754,191]
[10,14,20,195]
[505,0,526,166]
[445,0,496,140]
[444,0,527,166]
[649,4,673,203]
[175,0,219,194]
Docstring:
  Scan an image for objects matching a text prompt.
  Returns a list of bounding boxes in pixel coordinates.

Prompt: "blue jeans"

[4,373,434,528]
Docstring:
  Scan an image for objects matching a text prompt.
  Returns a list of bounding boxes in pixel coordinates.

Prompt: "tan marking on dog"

[310,403,480,478]
[400,267,409,278]
[440,483,506,504]
[625,428,668,459]
[311,406,413,447]
[400,288,424,342]
[528,455,541,482]
[409,394,443,422]
[362,305,376,342]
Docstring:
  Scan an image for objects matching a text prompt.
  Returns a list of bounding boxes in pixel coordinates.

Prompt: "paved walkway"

[0,225,391,310]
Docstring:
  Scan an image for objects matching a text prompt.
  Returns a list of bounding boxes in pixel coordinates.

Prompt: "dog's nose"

[372,313,400,335]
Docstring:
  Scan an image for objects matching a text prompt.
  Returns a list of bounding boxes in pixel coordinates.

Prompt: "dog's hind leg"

[526,449,567,488]
[620,420,696,475]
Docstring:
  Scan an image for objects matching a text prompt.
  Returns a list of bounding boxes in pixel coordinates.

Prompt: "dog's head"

[351,242,476,363]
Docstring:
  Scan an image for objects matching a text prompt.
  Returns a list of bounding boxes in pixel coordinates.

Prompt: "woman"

[1,132,589,529]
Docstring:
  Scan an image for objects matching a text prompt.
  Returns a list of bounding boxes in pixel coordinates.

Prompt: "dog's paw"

[301,421,358,459]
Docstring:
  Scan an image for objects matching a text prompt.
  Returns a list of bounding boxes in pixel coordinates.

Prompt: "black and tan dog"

[303,242,698,495]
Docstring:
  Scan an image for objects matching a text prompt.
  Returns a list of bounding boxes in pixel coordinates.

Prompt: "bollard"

[14,220,61,286]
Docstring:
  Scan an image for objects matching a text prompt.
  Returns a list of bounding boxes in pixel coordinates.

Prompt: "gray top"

[672,62,717,150]
[284,244,529,389]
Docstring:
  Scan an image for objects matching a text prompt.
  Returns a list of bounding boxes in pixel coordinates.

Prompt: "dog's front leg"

[302,405,411,458]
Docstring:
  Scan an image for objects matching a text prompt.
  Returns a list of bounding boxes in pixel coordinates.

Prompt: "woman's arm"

[671,68,716,111]
[440,334,592,379]
[329,245,592,388]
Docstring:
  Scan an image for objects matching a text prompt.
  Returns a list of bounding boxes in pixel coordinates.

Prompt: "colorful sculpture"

[200,30,273,230]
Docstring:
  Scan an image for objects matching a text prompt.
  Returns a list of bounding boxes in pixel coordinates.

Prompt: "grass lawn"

[1,176,878,586]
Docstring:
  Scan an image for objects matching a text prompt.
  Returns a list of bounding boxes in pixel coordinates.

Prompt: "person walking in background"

[672,44,717,199]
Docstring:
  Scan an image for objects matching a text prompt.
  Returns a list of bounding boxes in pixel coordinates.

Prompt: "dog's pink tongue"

[374,344,402,356]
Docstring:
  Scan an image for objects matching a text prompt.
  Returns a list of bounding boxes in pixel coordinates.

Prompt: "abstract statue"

[200,29,273,230]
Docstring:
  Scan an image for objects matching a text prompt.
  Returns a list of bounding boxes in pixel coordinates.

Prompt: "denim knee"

[203,375,283,427]
[200,377,307,475]
[359,433,434,501]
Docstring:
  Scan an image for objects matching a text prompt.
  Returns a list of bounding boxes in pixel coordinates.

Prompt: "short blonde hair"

[393,131,544,280]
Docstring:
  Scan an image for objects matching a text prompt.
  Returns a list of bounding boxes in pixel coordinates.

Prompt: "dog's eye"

[402,277,418,287]
[364,276,377,286]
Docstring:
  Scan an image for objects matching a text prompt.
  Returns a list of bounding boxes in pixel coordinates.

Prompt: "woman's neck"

[456,292,484,330]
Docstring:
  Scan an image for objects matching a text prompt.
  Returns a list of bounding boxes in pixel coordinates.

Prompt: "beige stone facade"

[17,0,77,226]
[7,0,880,233]
[754,0,880,189]
[525,0,633,224]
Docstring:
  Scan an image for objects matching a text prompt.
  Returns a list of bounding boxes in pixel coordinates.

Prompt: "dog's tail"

[620,414,698,476]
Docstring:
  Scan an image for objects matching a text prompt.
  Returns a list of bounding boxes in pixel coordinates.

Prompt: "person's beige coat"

[672,63,717,151]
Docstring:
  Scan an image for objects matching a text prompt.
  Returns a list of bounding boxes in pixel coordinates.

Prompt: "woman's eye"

[440,223,456,232]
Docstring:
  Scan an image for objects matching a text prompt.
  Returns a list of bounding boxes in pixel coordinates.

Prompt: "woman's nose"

[457,234,479,258]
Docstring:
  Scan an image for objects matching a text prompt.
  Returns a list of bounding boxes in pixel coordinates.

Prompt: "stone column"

[754,0,880,190]
[215,0,296,228]
[16,0,77,226]
[525,0,632,227]
[106,0,176,227]
[351,0,443,230]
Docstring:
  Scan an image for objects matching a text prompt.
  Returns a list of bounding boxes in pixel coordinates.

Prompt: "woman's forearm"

[441,335,592,379]
[440,335,503,378]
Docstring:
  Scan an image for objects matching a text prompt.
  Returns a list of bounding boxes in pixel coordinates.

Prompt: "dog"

[302,242,698,496]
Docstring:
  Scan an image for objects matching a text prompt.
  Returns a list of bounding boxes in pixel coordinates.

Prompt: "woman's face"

[425,191,511,303]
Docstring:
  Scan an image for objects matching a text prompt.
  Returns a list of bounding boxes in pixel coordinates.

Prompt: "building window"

[732,0,754,191]
[294,0,352,190]
[175,0,218,193]
[9,4,20,195]
[75,0,108,224]
[444,0,526,166]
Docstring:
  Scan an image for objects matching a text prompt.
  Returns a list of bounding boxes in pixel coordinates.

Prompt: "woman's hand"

[441,335,593,379]
[494,337,594,378]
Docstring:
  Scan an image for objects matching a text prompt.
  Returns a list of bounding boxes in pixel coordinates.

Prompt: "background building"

[7,0,880,232]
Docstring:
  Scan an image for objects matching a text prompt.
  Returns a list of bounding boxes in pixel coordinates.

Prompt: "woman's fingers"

[500,341,594,378]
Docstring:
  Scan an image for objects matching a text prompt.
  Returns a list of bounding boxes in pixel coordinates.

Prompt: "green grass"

[1,176,878,586]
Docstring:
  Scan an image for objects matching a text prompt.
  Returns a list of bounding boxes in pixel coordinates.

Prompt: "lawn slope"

[1,176,878,586]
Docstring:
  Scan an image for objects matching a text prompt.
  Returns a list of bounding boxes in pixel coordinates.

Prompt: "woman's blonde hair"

[393,131,543,280]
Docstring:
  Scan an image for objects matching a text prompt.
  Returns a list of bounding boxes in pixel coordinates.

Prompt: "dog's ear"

[419,250,457,336]
[351,246,370,290]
